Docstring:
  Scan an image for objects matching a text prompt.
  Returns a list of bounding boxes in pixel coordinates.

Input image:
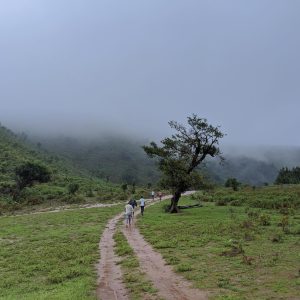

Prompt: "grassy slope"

[0,125,141,211]
[138,196,300,299]
[0,205,121,300]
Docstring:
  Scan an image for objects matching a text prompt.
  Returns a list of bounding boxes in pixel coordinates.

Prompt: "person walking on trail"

[151,191,155,200]
[158,191,163,201]
[139,196,145,216]
[125,201,133,227]
[129,198,137,217]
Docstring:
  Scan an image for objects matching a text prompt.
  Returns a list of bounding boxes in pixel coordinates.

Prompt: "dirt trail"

[96,191,207,300]
[96,213,129,300]
[8,202,123,217]
[122,193,207,300]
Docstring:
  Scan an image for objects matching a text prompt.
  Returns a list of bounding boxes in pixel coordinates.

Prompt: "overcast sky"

[0,0,299,146]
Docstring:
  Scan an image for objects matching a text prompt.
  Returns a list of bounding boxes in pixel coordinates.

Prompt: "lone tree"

[143,114,224,213]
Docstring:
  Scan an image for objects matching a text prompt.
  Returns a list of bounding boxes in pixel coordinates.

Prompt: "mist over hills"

[30,132,300,186]
[1,119,299,187]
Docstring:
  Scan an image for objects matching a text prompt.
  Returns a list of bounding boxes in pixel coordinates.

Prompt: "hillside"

[31,134,300,186]
[0,124,132,212]
[31,135,161,185]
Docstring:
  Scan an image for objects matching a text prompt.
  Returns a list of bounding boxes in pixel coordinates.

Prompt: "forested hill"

[31,135,160,185]
[0,124,123,210]
[206,157,278,186]
[31,134,300,186]
[0,124,83,185]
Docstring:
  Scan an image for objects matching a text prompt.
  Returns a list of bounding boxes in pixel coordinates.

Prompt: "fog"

[1,1,300,146]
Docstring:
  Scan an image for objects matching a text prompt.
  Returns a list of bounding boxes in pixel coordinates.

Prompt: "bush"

[68,183,79,195]
[15,162,51,190]
[215,199,228,206]
[259,213,271,226]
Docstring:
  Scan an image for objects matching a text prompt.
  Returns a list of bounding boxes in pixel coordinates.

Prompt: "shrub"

[215,199,228,206]
[68,183,79,195]
[15,162,51,190]
[259,213,271,226]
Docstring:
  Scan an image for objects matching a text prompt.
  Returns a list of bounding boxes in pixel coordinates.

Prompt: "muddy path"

[96,191,207,300]
[122,193,207,300]
[96,213,129,300]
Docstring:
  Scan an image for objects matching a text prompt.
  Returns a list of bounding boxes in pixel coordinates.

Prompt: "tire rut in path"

[96,213,129,300]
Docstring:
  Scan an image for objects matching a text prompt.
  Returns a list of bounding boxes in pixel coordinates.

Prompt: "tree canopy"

[15,161,51,191]
[275,167,300,184]
[143,114,224,212]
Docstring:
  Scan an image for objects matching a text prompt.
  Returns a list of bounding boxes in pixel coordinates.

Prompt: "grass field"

[138,194,300,300]
[0,205,121,300]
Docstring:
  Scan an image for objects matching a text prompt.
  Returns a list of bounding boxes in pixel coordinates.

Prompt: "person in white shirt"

[151,191,155,200]
[140,196,145,216]
[125,202,134,227]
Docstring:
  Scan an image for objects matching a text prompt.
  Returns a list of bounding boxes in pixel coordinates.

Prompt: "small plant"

[221,240,244,257]
[259,213,271,226]
[278,215,289,233]
[242,254,254,265]
[271,233,283,243]
[216,199,227,206]
[121,183,128,193]
[85,189,94,197]
[241,219,254,229]
[68,183,79,195]
[176,263,193,272]
[247,210,259,219]
[244,232,255,241]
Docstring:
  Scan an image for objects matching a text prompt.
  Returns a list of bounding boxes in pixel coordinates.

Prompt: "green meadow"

[138,187,300,300]
[0,205,121,300]
[1,185,300,300]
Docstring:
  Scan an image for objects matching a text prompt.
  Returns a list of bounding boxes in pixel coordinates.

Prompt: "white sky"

[0,0,299,146]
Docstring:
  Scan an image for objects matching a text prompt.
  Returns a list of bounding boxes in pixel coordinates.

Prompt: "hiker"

[158,191,163,201]
[139,196,145,216]
[125,201,133,227]
[151,190,155,200]
[129,198,137,217]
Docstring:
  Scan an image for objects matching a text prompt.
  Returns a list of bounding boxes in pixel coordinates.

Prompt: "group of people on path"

[124,191,163,227]
[124,196,145,227]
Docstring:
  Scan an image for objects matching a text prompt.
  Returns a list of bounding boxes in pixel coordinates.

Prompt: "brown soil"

[96,213,129,300]
[96,191,207,300]
[122,194,207,300]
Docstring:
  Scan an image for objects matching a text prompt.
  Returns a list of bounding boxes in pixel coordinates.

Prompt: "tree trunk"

[169,190,181,213]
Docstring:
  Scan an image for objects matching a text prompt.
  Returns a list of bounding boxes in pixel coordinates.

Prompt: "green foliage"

[197,185,300,210]
[143,115,224,212]
[225,177,240,191]
[68,183,80,195]
[121,183,128,192]
[275,167,300,184]
[0,124,137,211]
[32,135,161,185]
[15,161,51,190]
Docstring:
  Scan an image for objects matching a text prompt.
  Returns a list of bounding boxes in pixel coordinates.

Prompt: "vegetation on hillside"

[30,134,299,187]
[0,125,150,213]
[31,134,160,185]
[275,166,300,184]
